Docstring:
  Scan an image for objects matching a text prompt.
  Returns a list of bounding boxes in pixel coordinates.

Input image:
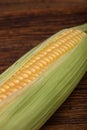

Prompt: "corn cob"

[0,23,87,130]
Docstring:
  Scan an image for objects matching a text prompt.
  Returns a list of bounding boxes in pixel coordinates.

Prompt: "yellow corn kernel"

[0,29,86,105]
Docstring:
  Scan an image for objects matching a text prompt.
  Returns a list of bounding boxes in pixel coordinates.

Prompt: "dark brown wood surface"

[0,0,87,130]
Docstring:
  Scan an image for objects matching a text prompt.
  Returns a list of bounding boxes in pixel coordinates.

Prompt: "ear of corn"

[0,23,87,130]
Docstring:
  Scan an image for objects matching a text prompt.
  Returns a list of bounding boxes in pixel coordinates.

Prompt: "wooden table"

[0,0,87,130]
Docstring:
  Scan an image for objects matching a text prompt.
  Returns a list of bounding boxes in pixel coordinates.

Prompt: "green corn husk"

[0,23,87,130]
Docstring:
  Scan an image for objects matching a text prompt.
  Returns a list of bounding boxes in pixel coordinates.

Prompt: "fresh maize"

[0,23,87,130]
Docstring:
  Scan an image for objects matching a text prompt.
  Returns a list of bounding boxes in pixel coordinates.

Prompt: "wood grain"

[0,0,87,130]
